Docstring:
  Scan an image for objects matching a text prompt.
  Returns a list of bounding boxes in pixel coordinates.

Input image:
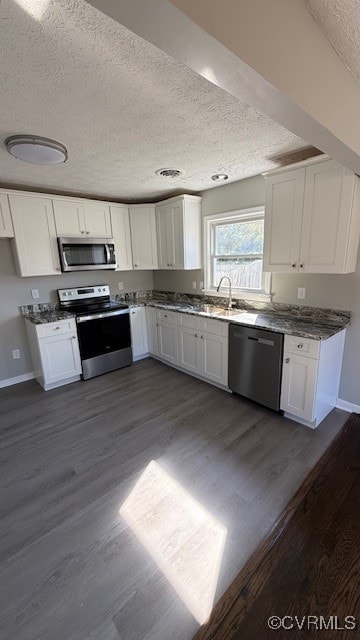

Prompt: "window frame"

[203,206,272,301]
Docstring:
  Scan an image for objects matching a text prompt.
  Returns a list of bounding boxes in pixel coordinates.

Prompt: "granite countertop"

[21,296,350,339]
[23,310,75,324]
[130,299,349,340]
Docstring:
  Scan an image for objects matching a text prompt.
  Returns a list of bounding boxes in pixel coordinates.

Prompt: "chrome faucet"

[216,276,233,309]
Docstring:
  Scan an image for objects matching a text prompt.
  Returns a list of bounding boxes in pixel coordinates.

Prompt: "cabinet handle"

[200,335,204,339]
[297,343,303,349]
[195,333,198,337]
[81,230,85,235]
[299,263,304,268]
[72,336,77,339]
[285,357,290,363]
[164,314,167,318]
[156,323,159,327]
[134,264,138,267]
[54,326,60,331]
[291,263,297,268]
[86,231,90,235]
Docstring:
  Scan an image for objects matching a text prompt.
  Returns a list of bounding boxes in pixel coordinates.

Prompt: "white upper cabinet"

[9,194,61,276]
[109,205,133,271]
[53,199,85,237]
[82,201,112,238]
[53,198,112,238]
[129,205,158,270]
[155,195,202,270]
[0,194,14,237]
[263,157,360,274]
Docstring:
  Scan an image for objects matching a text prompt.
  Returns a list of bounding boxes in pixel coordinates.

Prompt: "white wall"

[0,239,153,382]
[153,175,360,405]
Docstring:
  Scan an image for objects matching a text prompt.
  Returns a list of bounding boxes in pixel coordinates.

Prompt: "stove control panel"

[58,285,110,302]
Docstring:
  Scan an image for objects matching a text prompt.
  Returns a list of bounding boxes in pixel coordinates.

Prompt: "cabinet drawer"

[177,313,196,329]
[156,309,178,324]
[36,318,77,338]
[284,334,320,359]
[195,317,228,336]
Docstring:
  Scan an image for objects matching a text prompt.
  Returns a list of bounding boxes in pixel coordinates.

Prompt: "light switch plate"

[31,289,40,299]
[192,281,197,290]
[297,287,306,300]
[12,349,20,359]
[118,282,124,290]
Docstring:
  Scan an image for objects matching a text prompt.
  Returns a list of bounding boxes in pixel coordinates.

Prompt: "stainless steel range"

[58,285,132,380]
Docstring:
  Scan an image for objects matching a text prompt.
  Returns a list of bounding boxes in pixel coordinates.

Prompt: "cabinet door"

[263,169,304,272]
[280,353,318,421]
[157,321,178,365]
[198,332,228,386]
[146,307,158,356]
[83,202,112,238]
[155,205,169,269]
[53,199,85,237]
[39,332,81,384]
[300,160,355,273]
[168,202,184,269]
[178,326,198,373]
[130,307,148,358]
[156,201,184,269]
[129,207,158,269]
[110,205,133,270]
[0,194,14,237]
[9,195,61,276]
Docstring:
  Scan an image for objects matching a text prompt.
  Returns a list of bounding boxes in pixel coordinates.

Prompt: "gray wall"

[153,175,360,405]
[0,239,153,382]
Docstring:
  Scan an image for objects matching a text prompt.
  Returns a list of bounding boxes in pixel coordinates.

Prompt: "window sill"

[203,289,273,303]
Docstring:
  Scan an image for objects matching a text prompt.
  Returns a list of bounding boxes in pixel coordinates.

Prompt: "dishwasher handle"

[232,331,275,347]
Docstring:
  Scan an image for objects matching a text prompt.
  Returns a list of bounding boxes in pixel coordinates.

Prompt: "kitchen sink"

[193,305,246,317]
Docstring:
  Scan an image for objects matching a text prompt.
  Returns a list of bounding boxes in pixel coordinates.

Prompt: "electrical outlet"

[192,281,197,290]
[12,349,21,359]
[31,289,39,299]
[118,282,124,291]
[297,287,306,300]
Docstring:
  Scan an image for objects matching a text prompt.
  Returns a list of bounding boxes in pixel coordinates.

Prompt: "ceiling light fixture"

[155,168,182,178]
[5,135,68,165]
[211,173,228,182]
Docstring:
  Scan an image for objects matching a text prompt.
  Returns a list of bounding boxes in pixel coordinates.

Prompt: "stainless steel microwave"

[57,237,116,272]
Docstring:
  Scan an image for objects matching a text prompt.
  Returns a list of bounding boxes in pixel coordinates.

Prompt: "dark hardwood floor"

[194,413,360,640]
[0,359,348,640]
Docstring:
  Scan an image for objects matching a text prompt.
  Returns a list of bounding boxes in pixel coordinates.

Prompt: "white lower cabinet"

[130,307,148,360]
[25,318,82,391]
[146,307,158,356]
[157,311,179,365]
[198,331,228,386]
[154,311,229,387]
[178,326,199,374]
[280,331,346,428]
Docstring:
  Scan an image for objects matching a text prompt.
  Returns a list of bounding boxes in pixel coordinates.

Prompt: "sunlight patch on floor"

[120,460,227,625]
[14,0,50,21]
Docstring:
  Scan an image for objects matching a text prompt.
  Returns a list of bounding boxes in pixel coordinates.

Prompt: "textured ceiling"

[0,0,310,201]
[306,0,360,85]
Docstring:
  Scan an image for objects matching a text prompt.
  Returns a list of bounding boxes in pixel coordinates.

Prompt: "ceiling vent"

[156,168,182,178]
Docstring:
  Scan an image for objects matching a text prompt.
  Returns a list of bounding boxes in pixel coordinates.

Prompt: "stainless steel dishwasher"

[228,324,284,411]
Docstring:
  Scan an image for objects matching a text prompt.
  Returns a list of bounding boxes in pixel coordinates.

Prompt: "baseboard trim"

[0,371,35,389]
[336,398,360,413]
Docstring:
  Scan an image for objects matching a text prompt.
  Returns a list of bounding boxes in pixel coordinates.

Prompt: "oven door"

[58,237,116,271]
[77,309,132,379]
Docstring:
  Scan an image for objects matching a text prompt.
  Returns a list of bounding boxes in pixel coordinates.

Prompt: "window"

[204,207,271,300]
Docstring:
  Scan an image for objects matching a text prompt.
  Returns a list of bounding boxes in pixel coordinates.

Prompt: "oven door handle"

[76,309,129,322]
